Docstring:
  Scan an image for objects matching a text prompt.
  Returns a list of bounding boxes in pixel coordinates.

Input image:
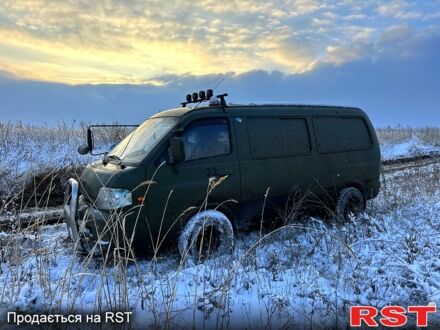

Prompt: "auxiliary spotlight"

[198,90,206,100]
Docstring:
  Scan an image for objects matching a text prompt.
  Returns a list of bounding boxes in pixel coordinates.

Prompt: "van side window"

[314,117,372,153]
[247,118,311,159]
[183,119,230,161]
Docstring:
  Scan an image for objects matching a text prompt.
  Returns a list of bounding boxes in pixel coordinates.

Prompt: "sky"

[0,0,439,126]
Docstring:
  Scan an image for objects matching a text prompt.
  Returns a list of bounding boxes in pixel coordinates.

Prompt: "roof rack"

[226,103,358,110]
[181,89,228,108]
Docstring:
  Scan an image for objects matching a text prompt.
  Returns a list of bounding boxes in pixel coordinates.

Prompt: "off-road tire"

[178,210,234,263]
[335,187,365,222]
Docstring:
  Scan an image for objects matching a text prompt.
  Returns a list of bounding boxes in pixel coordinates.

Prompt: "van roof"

[152,103,362,118]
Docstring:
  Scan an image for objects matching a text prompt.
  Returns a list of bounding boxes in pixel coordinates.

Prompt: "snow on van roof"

[226,103,360,110]
[154,102,361,118]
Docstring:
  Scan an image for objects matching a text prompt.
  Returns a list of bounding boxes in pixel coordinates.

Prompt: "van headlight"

[96,188,132,210]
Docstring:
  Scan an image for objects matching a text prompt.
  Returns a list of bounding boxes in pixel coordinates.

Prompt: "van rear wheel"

[178,210,234,263]
[335,187,365,222]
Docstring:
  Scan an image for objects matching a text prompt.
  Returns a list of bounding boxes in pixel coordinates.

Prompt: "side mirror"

[168,137,185,164]
[86,127,94,152]
[78,145,90,155]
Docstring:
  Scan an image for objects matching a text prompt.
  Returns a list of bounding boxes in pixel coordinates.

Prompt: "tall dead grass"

[0,121,135,211]
[375,126,440,146]
[1,161,438,328]
[1,122,440,327]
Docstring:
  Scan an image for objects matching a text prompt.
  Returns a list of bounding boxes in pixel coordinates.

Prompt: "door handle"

[206,167,232,178]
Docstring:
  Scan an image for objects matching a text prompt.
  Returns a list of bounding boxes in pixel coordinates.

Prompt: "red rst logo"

[350,305,436,327]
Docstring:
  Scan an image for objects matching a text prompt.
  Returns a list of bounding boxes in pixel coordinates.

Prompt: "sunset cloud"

[0,0,439,84]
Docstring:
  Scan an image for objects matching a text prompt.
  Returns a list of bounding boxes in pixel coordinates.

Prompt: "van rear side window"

[247,118,311,159]
[314,117,372,153]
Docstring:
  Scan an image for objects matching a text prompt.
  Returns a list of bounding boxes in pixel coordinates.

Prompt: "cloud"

[380,25,413,43]
[424,11,440,20]
[326,41,374,64]
[1,36,439,127]
[0,0,438,83]
[377,0,422,19]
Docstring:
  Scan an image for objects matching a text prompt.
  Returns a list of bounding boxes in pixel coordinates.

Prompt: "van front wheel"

[335,187,365,222]
[178,210,234,263]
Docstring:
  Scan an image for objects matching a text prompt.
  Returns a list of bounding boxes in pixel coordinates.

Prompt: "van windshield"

[107,117,178,163]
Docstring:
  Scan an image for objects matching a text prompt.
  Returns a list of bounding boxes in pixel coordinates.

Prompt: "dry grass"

[1,122,440,327]
[0,121,135,210]
[375,126,440,146]
[0,159,439,328]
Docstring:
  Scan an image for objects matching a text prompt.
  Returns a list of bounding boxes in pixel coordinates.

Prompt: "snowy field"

[0,123,440,328]
[0,122,132,208]
[0,154,439,328]
[378,127,440,160]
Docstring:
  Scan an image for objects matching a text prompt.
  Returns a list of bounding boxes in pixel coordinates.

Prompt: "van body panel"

[233,112,318,203]
[72,103,381,252]
[145,113,241,243]
[80,162,145,203]
[311,112,380,198]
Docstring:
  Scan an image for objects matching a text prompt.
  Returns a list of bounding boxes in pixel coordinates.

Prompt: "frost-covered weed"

[0,124,440,328]
[0,122,134,209]
[1,160,438,328]
[1,164,439,327]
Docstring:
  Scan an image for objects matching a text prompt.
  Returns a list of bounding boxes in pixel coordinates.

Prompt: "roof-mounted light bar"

[181,89,228,107]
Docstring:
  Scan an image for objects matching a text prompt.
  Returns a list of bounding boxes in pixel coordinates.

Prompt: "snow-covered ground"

[1,124,440,328]
[0,123,127,203]
[380,136,440,160]
[1,161,439,328]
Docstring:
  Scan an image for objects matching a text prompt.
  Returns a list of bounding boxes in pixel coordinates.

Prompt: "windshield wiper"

[103,154,122,165]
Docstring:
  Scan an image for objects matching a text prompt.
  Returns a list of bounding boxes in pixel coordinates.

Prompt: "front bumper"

[63,178,81,250]
[63,178,111,253]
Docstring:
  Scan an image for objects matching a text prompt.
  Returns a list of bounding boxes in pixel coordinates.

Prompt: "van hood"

[79,161,144,203]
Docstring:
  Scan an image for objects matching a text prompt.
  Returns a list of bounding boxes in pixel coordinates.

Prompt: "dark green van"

[64,92,380,259]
